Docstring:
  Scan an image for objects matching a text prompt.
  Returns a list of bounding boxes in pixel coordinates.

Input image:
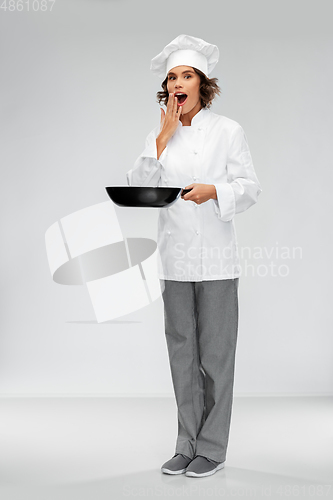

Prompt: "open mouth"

[175,93,188,106]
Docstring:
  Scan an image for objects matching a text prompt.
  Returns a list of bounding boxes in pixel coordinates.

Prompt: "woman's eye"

[168,75,191,80]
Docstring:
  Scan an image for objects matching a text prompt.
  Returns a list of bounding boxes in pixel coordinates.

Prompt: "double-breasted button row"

[193,127,204,154]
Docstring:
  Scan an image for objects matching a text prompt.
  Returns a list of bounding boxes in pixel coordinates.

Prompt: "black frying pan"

[105,186,193,208]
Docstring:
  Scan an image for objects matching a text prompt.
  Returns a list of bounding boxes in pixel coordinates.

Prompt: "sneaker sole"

[161,467,187,475]
[185,461,225,478]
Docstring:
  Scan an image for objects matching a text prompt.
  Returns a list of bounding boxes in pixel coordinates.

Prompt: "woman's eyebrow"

[168,70,195,76]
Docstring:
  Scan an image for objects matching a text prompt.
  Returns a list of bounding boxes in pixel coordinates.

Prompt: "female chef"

[126,34,262,478]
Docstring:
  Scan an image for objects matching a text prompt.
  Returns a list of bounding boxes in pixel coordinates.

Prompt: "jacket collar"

[178,107,210,128]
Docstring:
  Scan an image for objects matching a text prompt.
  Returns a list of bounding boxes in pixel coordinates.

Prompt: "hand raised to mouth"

[156,93,183,160]
[158,93,183,142]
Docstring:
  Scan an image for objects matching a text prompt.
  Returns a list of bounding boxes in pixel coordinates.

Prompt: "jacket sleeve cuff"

[142,131,168,164]
[213,183,236,221]
[126,132,167,186]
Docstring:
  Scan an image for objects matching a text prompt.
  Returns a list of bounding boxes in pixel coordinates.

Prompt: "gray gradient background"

[1,0,332,396]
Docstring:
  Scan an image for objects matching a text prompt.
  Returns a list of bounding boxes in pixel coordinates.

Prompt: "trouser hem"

[175,447,195,460]
[195,450,226,463]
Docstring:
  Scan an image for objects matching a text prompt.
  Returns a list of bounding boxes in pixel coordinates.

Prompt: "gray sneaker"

[161,453,193,475]
[185,455,225,477]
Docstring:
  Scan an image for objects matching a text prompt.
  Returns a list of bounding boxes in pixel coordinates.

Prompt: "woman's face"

[166,65,201,114]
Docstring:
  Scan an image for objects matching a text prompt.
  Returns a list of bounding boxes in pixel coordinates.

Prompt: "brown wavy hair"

[156,68,221,109]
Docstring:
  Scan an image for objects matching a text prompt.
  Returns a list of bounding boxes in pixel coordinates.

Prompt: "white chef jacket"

[126,107,262,282]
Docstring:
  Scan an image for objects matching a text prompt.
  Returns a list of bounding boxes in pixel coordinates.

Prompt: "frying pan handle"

[181,188,193,195]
